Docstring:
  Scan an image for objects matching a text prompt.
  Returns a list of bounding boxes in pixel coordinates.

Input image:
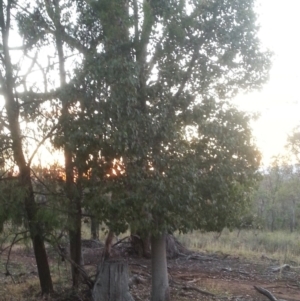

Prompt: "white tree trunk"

[151,233,170,301]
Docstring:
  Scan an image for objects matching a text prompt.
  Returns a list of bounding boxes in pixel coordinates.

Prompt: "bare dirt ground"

[1,241,300,301]
[127,253,300,301]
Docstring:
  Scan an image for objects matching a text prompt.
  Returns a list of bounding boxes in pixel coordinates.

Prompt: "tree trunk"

[270,209,275,232]
[49,0,83,286]
[21,167,54,294]
[290,200,295,233]
[151,233,170,301]
[69,200,82,286]
[91,217,99,240]
[92,260,134,301]
[31,229,54,294]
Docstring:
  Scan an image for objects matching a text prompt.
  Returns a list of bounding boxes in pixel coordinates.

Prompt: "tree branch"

[28,124,59,166]
[43,0,88,54]
[173,44,202,100]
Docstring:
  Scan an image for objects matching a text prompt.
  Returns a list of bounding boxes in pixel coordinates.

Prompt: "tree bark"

[151,233,170,301]
[21,167,54,294]
[92,260,134,301]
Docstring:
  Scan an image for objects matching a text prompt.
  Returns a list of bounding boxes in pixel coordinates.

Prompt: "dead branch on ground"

[254,286,279,301]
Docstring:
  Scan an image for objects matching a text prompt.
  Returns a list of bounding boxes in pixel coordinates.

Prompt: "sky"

[233,0,300,166]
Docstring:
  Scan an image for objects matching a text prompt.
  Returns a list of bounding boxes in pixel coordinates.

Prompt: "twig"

[254,286,278,301]
[1,237,26,254]
[28,124,58,166]
[55,244,94,289]
[5,231,28,283]
[112,235,130,248]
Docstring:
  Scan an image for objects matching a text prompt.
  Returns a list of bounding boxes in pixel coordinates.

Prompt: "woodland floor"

[0,239,299,301]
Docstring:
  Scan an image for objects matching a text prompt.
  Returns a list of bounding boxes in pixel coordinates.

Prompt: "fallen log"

[254,286,278,301]
[271,264,290,272]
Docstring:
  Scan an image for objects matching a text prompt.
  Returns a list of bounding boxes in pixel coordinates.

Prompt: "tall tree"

[68,1,270,299]
[0,0,53,294]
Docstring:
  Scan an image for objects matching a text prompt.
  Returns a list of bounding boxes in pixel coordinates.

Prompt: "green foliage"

[0,177,26,230]
[9,0,271,238]
[30,166,70,238]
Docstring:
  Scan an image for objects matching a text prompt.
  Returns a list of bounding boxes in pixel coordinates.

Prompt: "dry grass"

[176,228,300,263]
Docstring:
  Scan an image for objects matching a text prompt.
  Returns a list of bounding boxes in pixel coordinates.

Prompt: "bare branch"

[28,125,58,167]
[30,168,64,197]
[4,230,29,283]
[21,52,38,91]
[23,52,48,92]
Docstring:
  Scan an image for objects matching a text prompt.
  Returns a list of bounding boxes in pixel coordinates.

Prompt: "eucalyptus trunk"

[151,233,170,301]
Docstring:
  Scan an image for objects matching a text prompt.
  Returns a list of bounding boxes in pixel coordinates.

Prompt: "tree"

[0,0,53,294]
[7,0,271,299]
[15,0,93,286]
[70,1,270,299]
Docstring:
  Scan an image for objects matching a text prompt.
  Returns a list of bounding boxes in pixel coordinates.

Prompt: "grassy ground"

[1,228,300,300]
[176,228,300,263]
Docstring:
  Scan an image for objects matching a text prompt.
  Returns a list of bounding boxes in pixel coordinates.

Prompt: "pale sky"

[233,0,300,166]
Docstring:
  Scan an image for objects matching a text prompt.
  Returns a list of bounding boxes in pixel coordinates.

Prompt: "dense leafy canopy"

[0,0,271,236]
